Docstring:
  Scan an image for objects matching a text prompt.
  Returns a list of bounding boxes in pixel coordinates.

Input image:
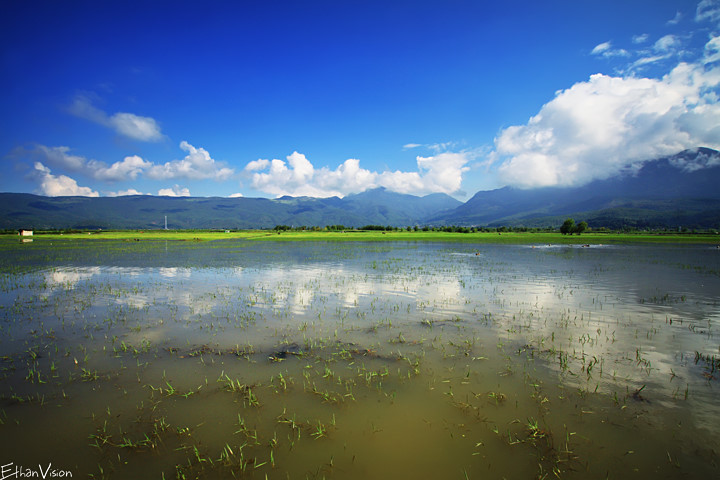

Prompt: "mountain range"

[431,147,720,229]
[2,148,719,230]
[0,187,462,230]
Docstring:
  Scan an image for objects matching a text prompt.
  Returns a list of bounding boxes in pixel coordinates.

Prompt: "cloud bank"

[245,150,471,198]
[147,141,235,181]
[495,35,720,189]
[158,185,190,197]
[106,188,146,197]
[27,141,232,184]
[31,162,99,197]
[29,145,152,182]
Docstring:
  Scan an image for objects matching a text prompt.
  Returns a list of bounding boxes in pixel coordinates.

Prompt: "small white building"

[18,229,33,236]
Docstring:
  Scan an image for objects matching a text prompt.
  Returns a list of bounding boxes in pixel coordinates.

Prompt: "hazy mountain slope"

[432,148,720,228]
[0,194,290,229]
[0,190,462,230]
[340,188,462,225]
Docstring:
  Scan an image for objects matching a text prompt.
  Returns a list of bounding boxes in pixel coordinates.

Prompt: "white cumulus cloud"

[158,185,190,197]
[494,45,720,188]
[316,158,379,194]
[245,150,471,198]
[146,141,234,181]
[69,94,163,142]
[414,152,470,193]
[244,158,271,171]
[106,188,147,197]
[89,155,152,181]
[28,145,152,182]
[247,152,336,197]
[32,162,99,197]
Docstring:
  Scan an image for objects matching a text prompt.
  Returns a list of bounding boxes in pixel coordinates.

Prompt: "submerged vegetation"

[0,238,718,478]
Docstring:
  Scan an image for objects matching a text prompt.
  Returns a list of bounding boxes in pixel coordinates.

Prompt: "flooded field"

[0,238,718,479]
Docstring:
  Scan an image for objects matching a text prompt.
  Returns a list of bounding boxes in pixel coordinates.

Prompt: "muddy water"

[0,239,718,478]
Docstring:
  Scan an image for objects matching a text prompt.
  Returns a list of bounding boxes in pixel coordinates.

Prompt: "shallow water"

[0,238,718,478]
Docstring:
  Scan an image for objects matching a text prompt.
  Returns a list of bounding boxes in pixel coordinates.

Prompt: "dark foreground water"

[0,238,718,479]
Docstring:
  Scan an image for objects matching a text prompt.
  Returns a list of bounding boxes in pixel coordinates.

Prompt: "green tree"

[576,221,588,235]
[560,218,575,235]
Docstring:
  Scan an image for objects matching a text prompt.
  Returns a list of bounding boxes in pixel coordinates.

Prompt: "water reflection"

[2,240,719,479]
[46,266,101,288]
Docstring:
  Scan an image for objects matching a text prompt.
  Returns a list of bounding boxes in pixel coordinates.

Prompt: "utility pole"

[165,216,168,230]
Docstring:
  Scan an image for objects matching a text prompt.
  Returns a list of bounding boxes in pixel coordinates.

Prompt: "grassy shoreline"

[5,229,720,244]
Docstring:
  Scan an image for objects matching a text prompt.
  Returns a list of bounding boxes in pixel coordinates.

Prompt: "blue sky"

[1,0,719,200]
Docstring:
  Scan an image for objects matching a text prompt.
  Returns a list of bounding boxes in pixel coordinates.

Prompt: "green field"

[10,229,720,244]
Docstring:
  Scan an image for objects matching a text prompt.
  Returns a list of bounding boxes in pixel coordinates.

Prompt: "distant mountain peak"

[346,187,389,197]
[665,147,720,172]
[430,147,720,228]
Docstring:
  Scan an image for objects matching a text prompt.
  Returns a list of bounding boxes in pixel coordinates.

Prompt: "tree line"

[273,225,569,233]
[560,218,588,235]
